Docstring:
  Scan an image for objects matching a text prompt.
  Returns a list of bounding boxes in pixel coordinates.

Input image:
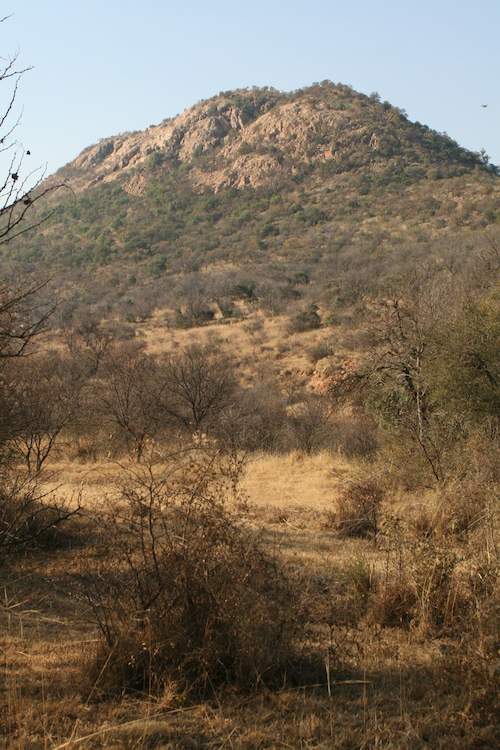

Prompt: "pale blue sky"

[3,0,499,174]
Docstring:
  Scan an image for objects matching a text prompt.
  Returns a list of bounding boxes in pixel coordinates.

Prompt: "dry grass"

[1,451,498,749]
[42,450,348,514]
[240,450,349,511]
[135,309,350,387]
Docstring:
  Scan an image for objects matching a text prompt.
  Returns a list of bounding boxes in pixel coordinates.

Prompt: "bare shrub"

[287,396,331,454]
[333,478,384,538]
[64,315,113,374]
[0,473,80,555]
[159,343,237,433]
[215,382,288,453]
[98,343,167,460]
[305,340,334,363]
[7,351,88,474]
[331,412,379,459]
[80,451,302,697]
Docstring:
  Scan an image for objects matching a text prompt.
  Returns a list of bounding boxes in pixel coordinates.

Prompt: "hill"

[2,82,499,749]
[2,81,500,329]
[51,82,492,193]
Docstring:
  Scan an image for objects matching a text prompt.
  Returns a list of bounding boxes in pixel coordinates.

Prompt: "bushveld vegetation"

[0,61,498,749]
[1,234,498,747]
[3,82,500,333]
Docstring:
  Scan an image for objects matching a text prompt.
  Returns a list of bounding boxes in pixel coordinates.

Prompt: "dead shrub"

[331,413,379,459]
[334,478,384,538]
[80,451,303,697]
[434,481,491,540]
[367,579,416,628]
[0,473,81,555]
[408,481,494,543]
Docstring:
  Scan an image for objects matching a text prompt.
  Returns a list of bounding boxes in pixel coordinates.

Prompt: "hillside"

[2,82,499,749]
[2,81,500,329]
[51,82,490,193]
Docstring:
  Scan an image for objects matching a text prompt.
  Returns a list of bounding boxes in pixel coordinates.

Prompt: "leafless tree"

[64,314,113,375]
[360,275,458,483]
[8,351,88,474]
[0,18,66,365]
[0,19,79,554]
[98,344,167,461]
[0,17,65,245]
[0,280,54,359]
[159,344,237,433]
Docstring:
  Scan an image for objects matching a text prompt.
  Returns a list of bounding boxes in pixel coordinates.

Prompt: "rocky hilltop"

[4,81,500,329]
[56,82,490,195]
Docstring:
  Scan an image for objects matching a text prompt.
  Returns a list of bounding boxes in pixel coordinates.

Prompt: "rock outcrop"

[53,82,485,195]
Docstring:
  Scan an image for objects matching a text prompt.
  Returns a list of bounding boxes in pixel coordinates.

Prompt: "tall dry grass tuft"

[331,477,385,538]
[366,508,499,638]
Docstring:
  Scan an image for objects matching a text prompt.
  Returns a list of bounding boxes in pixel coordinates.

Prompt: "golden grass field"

[2,447,498,750]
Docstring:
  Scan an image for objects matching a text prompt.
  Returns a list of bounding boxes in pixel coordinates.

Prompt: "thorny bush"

[80,448,304,697]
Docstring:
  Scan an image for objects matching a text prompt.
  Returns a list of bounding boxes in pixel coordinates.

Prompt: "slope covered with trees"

[2,81,499,329]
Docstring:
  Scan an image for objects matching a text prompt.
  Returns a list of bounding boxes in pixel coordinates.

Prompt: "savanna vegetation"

[0,48,499,750]
[2,81,500,333]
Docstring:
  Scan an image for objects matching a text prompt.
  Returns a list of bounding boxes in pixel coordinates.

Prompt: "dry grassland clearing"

[2,449,498,750]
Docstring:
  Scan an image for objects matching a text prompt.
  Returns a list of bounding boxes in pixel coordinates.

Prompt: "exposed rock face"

[66,90,281,191]
[53,82,485,195]
[308,354,359,395]
[193,152,283,192]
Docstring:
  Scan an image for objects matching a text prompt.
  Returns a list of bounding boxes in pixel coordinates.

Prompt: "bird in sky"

[481,104,488,108]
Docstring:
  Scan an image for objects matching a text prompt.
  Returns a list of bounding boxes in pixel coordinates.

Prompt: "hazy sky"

[4,0,499,174]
